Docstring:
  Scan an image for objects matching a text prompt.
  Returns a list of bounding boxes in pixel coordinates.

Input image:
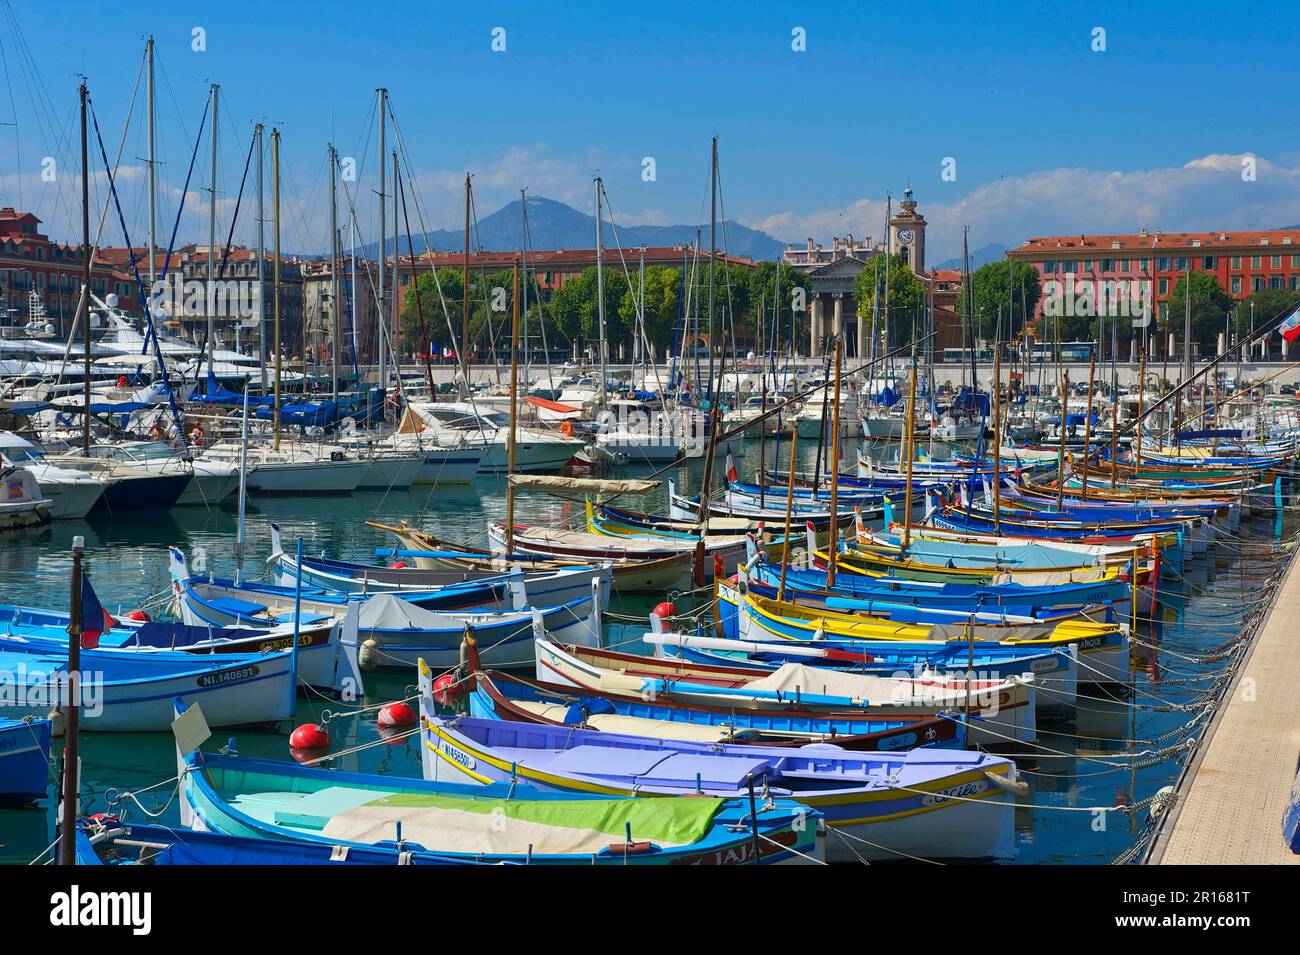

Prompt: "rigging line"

[47,63,145,387]
[87,99,187,443]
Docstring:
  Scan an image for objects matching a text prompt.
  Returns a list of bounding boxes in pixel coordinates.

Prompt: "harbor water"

[0,439,1286,864]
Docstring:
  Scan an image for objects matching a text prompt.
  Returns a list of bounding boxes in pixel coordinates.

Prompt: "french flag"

[79,573,116,650]
[1279,306,1300,343]
[725,452,737,484]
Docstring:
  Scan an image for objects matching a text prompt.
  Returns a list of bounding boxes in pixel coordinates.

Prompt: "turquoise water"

[0,440,1283,864]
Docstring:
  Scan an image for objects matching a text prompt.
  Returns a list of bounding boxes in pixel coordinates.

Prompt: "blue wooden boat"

[748,558,1128,612]
[0,716,50,804]
[169,547,604,670]
[419,703,1021,863]
[175,701,819,865]
[466,666,967,749]
[646,631,1078,714]
[0,636,299,731]
[0,601,357,694]
[76,819,476,865]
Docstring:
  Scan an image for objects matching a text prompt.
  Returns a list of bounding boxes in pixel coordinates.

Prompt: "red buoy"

[389,561,408,569]
[377,701,416,728]
[713,554,724,579]
[431,672,462,707]
[123,609,151,623]
[289,723,330,752]
[652,602,678,620]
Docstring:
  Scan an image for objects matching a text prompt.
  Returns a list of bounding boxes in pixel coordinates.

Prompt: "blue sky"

[3,1,1297,261]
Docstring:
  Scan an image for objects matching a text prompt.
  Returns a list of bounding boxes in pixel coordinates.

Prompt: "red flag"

[725,452,738,484]
[79,574,115,649]
[1279,307,1300,343]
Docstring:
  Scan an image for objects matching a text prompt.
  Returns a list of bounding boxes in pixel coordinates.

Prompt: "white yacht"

[0,432,107,519]
[0,466,52,532]
[84,441,242,507]
[402,401,582,473]
[202,442,366,495]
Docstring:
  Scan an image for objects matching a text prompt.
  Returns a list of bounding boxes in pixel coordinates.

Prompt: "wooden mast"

[272,128,282,449]
[1080,345,1097,496]
[460,173,472,397]
[505,259,520,553]
[777,430,798,602]
[901,361,918,548]
[825,336,844,586]
[991,341,1001,533]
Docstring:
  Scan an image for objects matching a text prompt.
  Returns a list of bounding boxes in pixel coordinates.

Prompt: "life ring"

[559,421,574,436]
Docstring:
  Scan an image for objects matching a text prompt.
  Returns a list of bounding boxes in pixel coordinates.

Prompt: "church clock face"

[897,228,913,243]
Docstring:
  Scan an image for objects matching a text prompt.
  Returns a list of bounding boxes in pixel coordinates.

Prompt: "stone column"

[832,293,843,346]
[811,296,823,357]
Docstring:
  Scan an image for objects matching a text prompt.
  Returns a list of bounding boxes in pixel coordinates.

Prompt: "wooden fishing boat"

[488,520,745,579]
[532,638,1038,747]
[466,666,966,750]
[0,716,50,804]
[645,630,1079,715]
[267,524,612,607]
[0,598,358,695]
[0,636,300,731]
[76,819,480,866]
[419,702,1021,863]
[368,520,693,594]
[718,577,1130,684]
[175,700,819,866]
[169,551,604,671]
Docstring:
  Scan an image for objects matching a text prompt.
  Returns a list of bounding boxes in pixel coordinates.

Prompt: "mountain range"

[358,194,787,261]
[934,243,1009,271]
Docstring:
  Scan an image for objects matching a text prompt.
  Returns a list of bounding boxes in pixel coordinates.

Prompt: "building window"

[1158,278,1168,294]
[1271,276,1284,289]
[1156,257,1170,270]
[1253,276,1265,291]
[1120,259,1130,271]
[1202,256,1215,269]
[1273,255,1283,268]
[1252,255,1262,268]
[1100,258,1113,272]
[1061,260,1076,272]
[1291,277,1300,290]
[1231,255,1242,269]
[1082,259,1092,271]
[1139,258,1149,271]
[1232,276,1242,293]
[1175,256,1188,270]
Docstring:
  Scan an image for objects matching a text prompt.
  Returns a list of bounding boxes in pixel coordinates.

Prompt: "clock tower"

[890,186,926,272]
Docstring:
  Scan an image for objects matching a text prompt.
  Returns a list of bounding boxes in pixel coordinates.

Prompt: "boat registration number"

[438,739,477,772]
[921,780,989,807]
[196,665,259,688]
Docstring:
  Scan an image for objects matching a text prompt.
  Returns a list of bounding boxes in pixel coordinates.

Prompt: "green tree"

[851,253,926,345]
[1165,272,1234,348]
[618,265,682,352]
[1235,287,1300,338]
[959,260,1043,341]
[744,261,811,348]
[549,266,632,354]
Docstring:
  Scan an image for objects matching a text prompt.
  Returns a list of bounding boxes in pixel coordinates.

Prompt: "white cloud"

[751,153,1300,263]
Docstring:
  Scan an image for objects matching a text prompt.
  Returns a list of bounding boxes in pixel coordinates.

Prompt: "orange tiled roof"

[1012,228,1300,254]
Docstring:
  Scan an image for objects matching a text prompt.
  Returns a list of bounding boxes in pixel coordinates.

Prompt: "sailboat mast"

[825,336,844,586]
[595,176,607,407]
[706,136,717,401]
[462,173,472,398]
[505,259,521,552]
[207,83,219,371]
[376,88,387,397]
[272,128,282,449]
[329,143,340,401]
[255,123,266,390]
[146,37,156,293]
[80,81,90,457]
